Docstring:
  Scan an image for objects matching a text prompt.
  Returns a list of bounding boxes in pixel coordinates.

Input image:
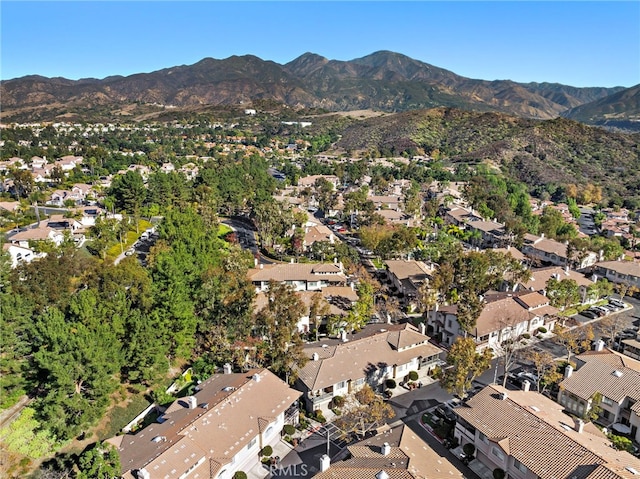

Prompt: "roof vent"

[613,370,623,378]
[376,471,390,479]
[151,436,166,443]
[382,442,391,456]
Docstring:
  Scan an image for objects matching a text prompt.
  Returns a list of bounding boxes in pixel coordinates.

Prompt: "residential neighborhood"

[2,117,640,479]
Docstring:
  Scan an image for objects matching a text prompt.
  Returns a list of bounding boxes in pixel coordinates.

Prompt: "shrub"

[521,333,531,340]
[260,445,273,457]
[463,443,476,457]
[493,468,505,479]
[314,411,327,423]
[332,395,345,408]
[537,327,547,334]
[283,424,295,436]
[233,472,248,479]
[408,371,419,381]
[385,379,397,389]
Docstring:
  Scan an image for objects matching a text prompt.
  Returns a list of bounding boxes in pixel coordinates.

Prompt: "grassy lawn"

[218,223,233,238]
[371,258,384,269]
[105,219,153,260]
[99,394,152,440]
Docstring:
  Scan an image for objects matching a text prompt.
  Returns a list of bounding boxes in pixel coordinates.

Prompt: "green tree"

[546,278,580,310]
[334,384,394,439]
[107,170,146,214]
[77,442,121,479]
[254,281,308,382]
[438,337,493,398]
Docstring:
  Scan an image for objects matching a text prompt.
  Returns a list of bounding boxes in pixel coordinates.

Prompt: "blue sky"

[1,1,639,88]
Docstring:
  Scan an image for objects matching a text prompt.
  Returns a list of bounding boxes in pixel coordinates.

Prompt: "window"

[354,378,365,386]
[602,396,614,406]
[247,437,257,450]
[491,447,505,461]
[336,381,346,389]
[513,458,527,473]
[478,431,489,444]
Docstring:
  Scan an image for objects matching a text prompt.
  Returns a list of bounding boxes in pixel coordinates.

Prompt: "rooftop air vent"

[613,370,623,378]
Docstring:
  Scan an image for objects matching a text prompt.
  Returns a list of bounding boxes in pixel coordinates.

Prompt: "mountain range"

[1,51,638,127]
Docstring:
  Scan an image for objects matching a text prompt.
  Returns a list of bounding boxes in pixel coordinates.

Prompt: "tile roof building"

[427,292,558,352]
[558,348,640,444]
[295,323,443,413]
[247,262,347,293]
[455,385,640,479]
[594,261,640,290]
[313,424,464,479]
[107,369,301,479]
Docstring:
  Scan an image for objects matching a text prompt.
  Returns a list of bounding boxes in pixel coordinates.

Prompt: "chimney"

[382,442,391,456]
[254,258,258,267]
[187,396,197,409]
[376,471,390,479]
[564,365,573,378]
[500,392,508,400]
[319,454,331,472]
[594,339,605,352]
[565,265,570,274]
[387,314,392,324]
[575,419,584,433]
[419,322,426,335]
[223,363,232,374]
[259,263,264,269]
[136,469,151,479]
[341,330,348,342]
[540,233,545,239]
[312,352,319,361]
[291,258,295,264]
[522,380,530,392]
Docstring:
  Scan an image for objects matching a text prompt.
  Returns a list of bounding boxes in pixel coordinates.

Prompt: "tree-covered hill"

[335,108,640,207]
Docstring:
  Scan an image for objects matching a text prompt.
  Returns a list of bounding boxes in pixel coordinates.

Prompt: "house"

[369,195,403,211]
[622,333,640,361]
[594,260,640,290]
[160,162,175,173]
[444,206,483,227]
[376,208,415,227]
[247,262,347,293]
[522,233,598,269]
[558,346,640,443]
[297,175,341,190]
[455,385,640,479]
[384,260,435,306]
[515,265,594,299]
[314,423,464,479]
[9,225,65,248]
[108,369,301,479]
[465,219,507,248]
[428,292,558,351]
[56,155,83,171]
[2,243,44,268]
[253,287,356,333]
[295,323,443,413]
[0,201,21,213]
[303,224,335,249]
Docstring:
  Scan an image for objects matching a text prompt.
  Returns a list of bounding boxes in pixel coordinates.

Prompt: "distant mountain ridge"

[0,51,634,125]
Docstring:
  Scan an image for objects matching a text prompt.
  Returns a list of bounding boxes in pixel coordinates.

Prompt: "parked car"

[581,310,599,319]
[435,404,457,423]
[589,307,607,316]
[608,298,626,308]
